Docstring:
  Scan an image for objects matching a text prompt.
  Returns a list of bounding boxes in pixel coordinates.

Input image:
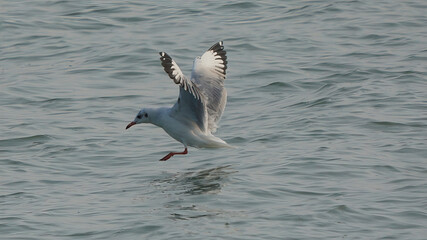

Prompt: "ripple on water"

[218,2,260,10]
[259,81,299,91]
[0,135,53,148]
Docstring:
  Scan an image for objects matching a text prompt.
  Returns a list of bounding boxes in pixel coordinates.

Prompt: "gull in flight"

[126,41,231,161]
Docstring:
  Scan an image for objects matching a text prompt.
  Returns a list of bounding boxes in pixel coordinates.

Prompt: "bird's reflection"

[149,165,239,221]
[154,165,236,195]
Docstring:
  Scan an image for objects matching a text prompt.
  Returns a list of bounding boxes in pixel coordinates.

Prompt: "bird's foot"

[160,153,174,161]
[159,148,188,161]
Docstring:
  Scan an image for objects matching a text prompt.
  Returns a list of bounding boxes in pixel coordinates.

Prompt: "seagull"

[126,41,231,161]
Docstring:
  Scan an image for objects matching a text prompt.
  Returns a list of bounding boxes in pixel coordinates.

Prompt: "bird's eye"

[144,113,148,118]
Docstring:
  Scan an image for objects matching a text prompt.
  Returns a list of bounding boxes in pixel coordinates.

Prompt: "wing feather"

[159,52,207,132]
[159,52,202,100]
[190,41,228,133]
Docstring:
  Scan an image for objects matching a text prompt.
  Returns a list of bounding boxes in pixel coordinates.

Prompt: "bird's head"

[126,108,150,129]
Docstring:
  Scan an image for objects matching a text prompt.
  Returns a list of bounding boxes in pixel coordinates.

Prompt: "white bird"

[126,41,231,161]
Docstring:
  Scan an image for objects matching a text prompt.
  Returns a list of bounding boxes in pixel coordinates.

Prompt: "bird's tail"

[205,135,236,148]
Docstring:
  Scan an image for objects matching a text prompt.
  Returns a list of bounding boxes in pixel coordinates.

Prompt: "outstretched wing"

[190,41,227,133]
[159,52,207,132]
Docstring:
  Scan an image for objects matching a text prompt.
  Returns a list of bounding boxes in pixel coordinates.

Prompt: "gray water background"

[1,0,426,239]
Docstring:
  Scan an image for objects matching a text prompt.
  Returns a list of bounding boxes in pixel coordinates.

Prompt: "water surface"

[1,0,426,239]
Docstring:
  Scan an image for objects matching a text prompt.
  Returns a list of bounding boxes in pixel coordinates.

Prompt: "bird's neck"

[148,107,170,128]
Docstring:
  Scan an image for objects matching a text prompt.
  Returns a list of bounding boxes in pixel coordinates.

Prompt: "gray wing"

[190,41,227,133]
[159,52,208,132]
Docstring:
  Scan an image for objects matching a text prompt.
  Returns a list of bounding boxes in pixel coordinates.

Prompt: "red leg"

[159,147,188,161]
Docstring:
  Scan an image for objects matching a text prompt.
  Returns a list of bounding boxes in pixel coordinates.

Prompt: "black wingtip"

[208,41,224,51]
[159,52,170,58]
[159,52,176,81]
[206,41,227,76]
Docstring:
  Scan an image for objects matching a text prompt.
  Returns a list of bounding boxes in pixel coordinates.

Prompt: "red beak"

[126,121,136,129]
